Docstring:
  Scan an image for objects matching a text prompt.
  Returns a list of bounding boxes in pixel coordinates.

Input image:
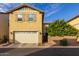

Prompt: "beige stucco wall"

[0,13,9,39]
[9,7,43,44]
[68,17,79,30]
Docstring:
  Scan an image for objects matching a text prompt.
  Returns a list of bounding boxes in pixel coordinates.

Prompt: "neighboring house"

[44,23,49,28]
[0,4,44,45]
[68,15,79,30]
[43,23,49,32]
[0,12,9,39]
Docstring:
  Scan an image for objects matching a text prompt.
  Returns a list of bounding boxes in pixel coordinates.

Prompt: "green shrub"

[59,39,68,46]
[47,20,78,36]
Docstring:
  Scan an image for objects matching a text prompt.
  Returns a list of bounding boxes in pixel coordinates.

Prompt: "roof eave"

[5,4,44,14]
[67,15,79,22]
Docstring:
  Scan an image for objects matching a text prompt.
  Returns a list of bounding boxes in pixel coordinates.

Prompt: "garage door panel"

[15,32,38,43]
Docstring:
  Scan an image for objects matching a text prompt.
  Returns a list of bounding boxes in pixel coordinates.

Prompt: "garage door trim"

[13,31,38,43]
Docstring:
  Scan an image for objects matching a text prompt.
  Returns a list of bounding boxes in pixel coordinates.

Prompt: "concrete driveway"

[0,42,52,56]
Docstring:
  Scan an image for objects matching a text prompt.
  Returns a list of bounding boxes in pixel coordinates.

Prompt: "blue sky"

[0,3,79,23]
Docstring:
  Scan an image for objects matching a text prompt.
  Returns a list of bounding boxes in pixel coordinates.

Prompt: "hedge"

[47,20,78,36]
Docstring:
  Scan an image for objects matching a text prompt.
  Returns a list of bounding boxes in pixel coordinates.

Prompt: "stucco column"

[9,32,14,43]
[38,32,42,46]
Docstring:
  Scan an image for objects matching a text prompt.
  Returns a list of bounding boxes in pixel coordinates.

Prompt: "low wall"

[48,36,79,46]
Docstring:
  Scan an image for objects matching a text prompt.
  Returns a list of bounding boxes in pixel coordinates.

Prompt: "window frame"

[16,14,24,22]
[28,13,36,22]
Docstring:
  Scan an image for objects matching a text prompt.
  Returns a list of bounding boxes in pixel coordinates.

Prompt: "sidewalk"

[0,42,52,48]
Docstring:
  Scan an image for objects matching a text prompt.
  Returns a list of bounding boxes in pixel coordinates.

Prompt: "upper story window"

[28,13,36,22]
[17,14,23,21]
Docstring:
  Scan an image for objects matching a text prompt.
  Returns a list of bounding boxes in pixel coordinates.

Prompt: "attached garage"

[14,31,38,44]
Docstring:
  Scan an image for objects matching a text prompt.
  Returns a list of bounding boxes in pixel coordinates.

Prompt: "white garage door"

[15,31,38,43]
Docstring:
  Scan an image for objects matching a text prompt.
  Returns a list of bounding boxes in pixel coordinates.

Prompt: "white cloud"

[46,9,60,17]
[0,8,7,12]
[45,4,64,17]
[0,3,10,12]
[0,3,20,12]
[45,3,61,13]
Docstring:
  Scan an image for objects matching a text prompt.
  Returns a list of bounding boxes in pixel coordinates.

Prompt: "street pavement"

[0,48,44,56]
[28,48,79,56]
[1,47,79,56]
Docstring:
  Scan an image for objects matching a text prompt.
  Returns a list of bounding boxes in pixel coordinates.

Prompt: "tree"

[47,20,78,36]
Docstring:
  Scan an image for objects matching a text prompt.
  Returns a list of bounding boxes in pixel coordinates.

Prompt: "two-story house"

[68,15,79,30]
[0,4,44,45]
